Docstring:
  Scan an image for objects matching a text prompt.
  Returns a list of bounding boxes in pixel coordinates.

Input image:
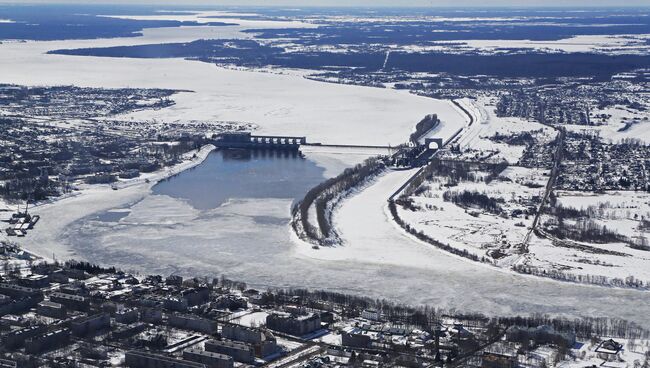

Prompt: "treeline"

[273,287,489,330]
[443,190,504,215]
[292,157,385,245]
[546,218,629,245]
[275,286,650,341]
[496,315,650,340]
[409,114,439,143]
[513,264,649,290]
[0,177,59,201]
[388,200,491,264]
[65,260,118,275]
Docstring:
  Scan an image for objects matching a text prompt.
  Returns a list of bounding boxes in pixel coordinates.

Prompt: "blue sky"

[4,0,650,6]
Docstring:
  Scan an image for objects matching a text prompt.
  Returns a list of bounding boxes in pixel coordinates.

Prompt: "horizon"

[1,1,649,8]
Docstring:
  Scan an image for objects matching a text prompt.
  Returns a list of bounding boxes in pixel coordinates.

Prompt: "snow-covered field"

[397,166,548,265]
[525,190,650,283]
[0,13,465,147]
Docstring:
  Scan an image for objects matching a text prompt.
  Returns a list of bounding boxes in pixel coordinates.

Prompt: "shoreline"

[4,144,216,262]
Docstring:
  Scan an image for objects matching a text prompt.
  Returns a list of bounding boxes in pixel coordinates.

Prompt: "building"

[17,274,49,289]
[125,350,206,368]
[111,322,147,341]
[25,328,70,354]
[50,291,90,311]
[183,349,234,368]
[221,324,277,357]
[481,352,517,368]
[0,358,17,368]
[140,307,163,324]
[115,308,139,324]
[37,301,67,319]
[182,287,210,307]
[169,314,218,334]
[71,313,111,337]
[204,339,255,364]
[361,309,382,321]
[0,294,42,316]
[0,283,41,298]
[1,325,47,349]
[165,275,183,286]
[341,327,372,348]
[266,312,321,336]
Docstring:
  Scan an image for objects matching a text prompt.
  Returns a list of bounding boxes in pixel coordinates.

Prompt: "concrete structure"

[342,328,372,348]
[424,137,444,151]
[215,132,306,150]
[50,291,89,311]
[17,274,49,289]
[221,324,277,357]
[204,339,255,364]
[183,349,234,368]
[111,322,147,341]
[266,312,321,336]
[140,307,163,324]
[165,275,183,286]
[24,328,70,354]
[361,309,381,321]
[125,350,206,368]
[37,301,67,319]
[115,308,139,324]
[0,283,40,298]
[0,358,17,368]
[71,313,111,337]
[1,325,47,349]
[182,287,210,307]
[169,314,217,334]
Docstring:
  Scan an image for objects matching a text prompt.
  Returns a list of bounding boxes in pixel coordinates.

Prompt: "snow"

[0,41,464,147]
[459,34,650,55]
[2,10,650,327]
[11,145,214,261]
[397,166,548,265]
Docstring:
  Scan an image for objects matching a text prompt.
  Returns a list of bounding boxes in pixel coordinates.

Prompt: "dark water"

[153,149,327,210]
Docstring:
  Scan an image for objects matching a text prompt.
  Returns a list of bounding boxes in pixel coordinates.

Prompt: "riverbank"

[6,144,215,261]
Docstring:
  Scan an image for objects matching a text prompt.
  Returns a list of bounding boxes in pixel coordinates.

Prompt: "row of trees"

[513,264,649,290]
[292,157,385,245]
[409,114,440,143]
[547,217,629,245]
[275,286,650,342]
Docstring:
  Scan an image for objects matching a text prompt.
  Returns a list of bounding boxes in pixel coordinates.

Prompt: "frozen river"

[58,149,650,328]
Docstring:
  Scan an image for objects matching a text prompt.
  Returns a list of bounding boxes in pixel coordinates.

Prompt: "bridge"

[214,132,306,150]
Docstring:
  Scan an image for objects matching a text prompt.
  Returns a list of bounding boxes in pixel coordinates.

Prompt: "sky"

[3,0,650,7]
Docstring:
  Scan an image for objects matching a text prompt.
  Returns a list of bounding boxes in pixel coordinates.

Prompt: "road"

[522,127,566,249]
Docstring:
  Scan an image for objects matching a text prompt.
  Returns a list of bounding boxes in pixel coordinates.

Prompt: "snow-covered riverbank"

[6,144,215,262]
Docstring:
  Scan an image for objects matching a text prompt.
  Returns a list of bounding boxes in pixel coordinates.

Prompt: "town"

[0,241,647,368]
